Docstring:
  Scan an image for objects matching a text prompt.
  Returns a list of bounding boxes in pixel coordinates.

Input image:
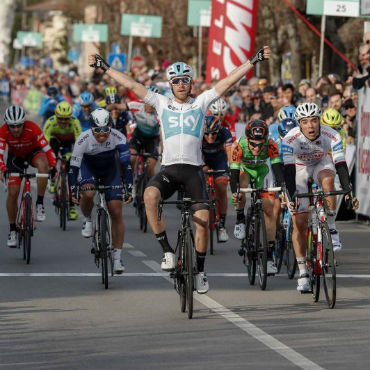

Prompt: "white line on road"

[142,260,326,370]
[127,250,147,257]
[0,272,368,278]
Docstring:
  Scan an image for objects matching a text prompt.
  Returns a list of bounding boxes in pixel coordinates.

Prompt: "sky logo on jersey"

[161,109,203,139]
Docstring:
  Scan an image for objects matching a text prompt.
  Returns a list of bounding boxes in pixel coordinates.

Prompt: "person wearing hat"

[343,99,357,144]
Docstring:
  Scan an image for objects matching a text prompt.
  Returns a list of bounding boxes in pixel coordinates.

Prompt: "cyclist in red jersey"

[0,105,57,247]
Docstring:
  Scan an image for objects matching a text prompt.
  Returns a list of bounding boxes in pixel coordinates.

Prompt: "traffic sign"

[307,0,362,17]
[73,24,108,43]
[187,0,212,27]
[361,0,370,15]
[17,32,42,47]
[108,53,126,72]
[121,14,162,38]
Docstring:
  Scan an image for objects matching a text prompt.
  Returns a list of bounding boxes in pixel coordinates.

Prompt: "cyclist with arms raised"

[88,46,271,293]
[0,105,56,246]
[43,101,82,220]
[69,108,133,274]
[202,115,233,242]
[230,119,285,274]
[282,102,358,292]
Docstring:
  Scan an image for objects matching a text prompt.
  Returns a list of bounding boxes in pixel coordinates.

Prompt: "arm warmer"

[284,164,296,198]
[335,161,352,192]
[271,162,285,187]
[230,168,240,193]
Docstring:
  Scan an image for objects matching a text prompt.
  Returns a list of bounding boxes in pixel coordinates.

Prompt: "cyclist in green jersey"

[43,102,82,220]
[229,119,285,274]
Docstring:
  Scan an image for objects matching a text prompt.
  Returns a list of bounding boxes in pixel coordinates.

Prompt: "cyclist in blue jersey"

[89,46,271,293]
[202,115,233,242]
[39,86,65,124]
[269,105,296,142]
[69,108,133,274]
[72,92,99,132]
[128,86,160,179]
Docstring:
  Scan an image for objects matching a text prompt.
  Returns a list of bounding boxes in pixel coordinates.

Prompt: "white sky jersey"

[71,128,128,169]
[144,88,220,166]
[282,125,345,167]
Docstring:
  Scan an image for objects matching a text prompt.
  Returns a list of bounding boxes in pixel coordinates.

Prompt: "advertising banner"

[355,86,370,217]
[205,0,259,83]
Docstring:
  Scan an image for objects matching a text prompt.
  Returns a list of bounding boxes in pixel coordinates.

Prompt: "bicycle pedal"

[90,247,95,254]
[238,248,245,256]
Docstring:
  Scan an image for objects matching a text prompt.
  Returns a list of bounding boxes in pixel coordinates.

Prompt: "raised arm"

[214,46,271,97]
[88,54,148,100]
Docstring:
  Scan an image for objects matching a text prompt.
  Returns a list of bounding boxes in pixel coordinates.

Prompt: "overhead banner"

[205,0,259,83]
[355,86,370,217]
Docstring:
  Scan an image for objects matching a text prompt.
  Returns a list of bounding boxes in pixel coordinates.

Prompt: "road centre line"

[142,259,326,370]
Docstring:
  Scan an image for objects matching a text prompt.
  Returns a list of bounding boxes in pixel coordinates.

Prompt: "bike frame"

[16,176,34,235]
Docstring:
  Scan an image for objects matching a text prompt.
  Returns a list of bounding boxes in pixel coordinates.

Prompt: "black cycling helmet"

[245,119,268,140]
[105,93,122,105]
[204,115,221,134]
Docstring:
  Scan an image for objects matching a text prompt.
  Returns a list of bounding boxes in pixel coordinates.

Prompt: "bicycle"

[204,169,229,255]
[237,180,281,290]
[78,180,123,289]
[158,197,211,319]
[53,152,70,231]
[133,152,159,233]
[295,179,348,308]
[9,165,48,264]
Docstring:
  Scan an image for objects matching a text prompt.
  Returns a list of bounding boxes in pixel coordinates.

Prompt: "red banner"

[206,0,259,83]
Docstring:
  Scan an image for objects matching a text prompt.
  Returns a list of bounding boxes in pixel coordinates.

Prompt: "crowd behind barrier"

[0,39,369,217]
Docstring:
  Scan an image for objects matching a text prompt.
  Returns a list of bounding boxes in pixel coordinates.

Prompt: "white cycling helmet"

[166,62,193,81]
[209,98,228,117]
[89,108,113,128]
[4,104,25,126]
[295,102,321,121]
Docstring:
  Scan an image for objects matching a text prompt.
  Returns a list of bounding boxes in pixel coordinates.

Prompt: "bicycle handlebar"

[79,185,123,192]
[204,169,229,175]
[295,189,349,199]
[9,173,49,178]
[239,186,282,193]
[131,152,161,159]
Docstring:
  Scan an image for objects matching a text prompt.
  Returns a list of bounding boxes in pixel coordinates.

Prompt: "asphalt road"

[0,182,369,370]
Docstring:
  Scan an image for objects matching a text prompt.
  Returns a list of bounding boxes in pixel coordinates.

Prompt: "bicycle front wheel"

[244,208,256,285]
[286,222,297,279]
[24,194,32,264]
[308,230,320,302]
[275,222,285,274]
[60,173,68,231]
[321,222,336,308]
[256,209,268,291]
[141,175,148,233]
[98,209,109,289]
[209,204,216,255]
[184,229,194,319]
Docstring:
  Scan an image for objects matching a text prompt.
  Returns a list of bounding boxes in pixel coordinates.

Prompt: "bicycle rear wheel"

[286,222,297,279]
[178,238,186,313]
[257,209,268,291]
[321,222,336,308]
[141,175,148,233]
[24,194,32,264]
[209,203,216,255]
[60,174,68,231]
[184,229,194,319]
[244,209,256,285]
[275,223,285,274]
[98,210,109,289]
[308,231,320,302]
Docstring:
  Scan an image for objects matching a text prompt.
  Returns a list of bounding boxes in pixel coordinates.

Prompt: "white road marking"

[127,250,147,257]
[124,243,135,249]
[142,259,326,370]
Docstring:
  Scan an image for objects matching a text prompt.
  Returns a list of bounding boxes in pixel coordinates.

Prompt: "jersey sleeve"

[196,88,220,114]
[72,118,82,141]
[33,123,56,167]
[330,130,346,164]
[0,125,8,172]
[113,130,133,191]
[281,136,295,166]
[43,117,53,142]
[143,91,167,113]
[267,138,281,165]
[221,128,233,146]
[229,140,243,170]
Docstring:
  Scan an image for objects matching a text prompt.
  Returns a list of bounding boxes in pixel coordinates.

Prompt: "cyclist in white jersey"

[282,102,359,292]
[88,47,271,293]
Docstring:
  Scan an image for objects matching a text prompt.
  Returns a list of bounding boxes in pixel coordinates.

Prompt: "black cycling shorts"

[147,164,209,211]
[129,130,159,158]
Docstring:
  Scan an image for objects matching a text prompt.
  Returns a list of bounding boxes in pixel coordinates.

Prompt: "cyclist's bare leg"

[292,213,308,258]
[273,198,281,231]
[215,178,228,216]
[234,172,249,210]
[194,209,209,253]
[107,200,124,249]
[80,184,95,218]
[34,155,49,196]
[130,148,138,177]
[147,157,157,178]
[7,185,20,223]
[143,185,165,233]
[318,170,336,212]
[262,198,276,241]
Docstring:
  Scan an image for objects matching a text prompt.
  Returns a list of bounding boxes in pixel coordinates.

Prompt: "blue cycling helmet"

[106,93,122,105]
[166,62,193,81]
[204,115,221,134]
[278,118,298,138]
[79,91,94,106]
[278,105,296,121]
[47,86,58,97]
[147,85,160,94]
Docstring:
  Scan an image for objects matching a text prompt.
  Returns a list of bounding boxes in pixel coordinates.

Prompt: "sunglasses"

[205,132,218,136]
[92,126,110,134]
[171,77,191,85]
[9,123,24,128]
[57,117,70,121]
[249,141,265,148]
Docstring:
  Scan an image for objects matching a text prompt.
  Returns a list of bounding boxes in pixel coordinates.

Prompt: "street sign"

[108,53,126,72]
[17,31,42,47]
[307,0,362,17]
[68,48,80,62]
[13,38,22,50]
[121,14,162,38]
[187,0,212,27]
[73,24,108,43]
[361,0,370,15]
